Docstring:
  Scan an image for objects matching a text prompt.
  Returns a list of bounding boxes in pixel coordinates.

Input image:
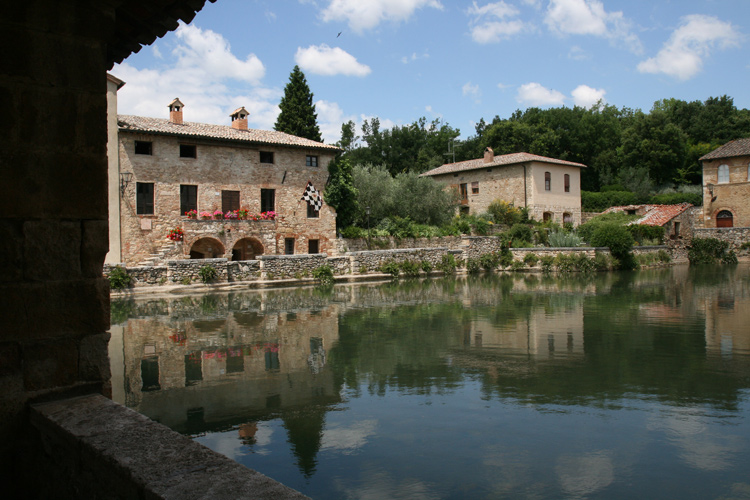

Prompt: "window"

[545,172,551,191]
[261,189,275,213]
[260,151,274,164]
[284,238,295,255]
[459,183,468,202]
[306,155,318,167]
[136,182,154,215]
[673,221,681,237]
[471,181,479,194]
[222,190,240,213]
[308,239,319,254]
[564,174,570,192]
[543,212,552,222]
[307,203,319,218]
[180,185,197,215]
[135,141,152,155]
[718,164,729,183]
[563,213,572,224]
[179,144,196,158]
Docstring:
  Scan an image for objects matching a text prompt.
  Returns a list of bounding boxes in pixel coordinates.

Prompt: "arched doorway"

[232,237,264,261]
[716,210,734,228]
[189,237,225,259]
[543,212,552,222]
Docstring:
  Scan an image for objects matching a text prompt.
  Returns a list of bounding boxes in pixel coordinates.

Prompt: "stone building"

[110,98,340,266]
[421,148,585,225]
[700,138,750,228]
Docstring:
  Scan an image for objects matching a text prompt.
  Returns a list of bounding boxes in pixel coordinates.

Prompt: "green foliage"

[578,212,639,243]
[554,254,576,273]
[589,223,634,259]
[420,260,433,273]
[689,238,737,265]
[628,224,665,245]
[437,254,458,274]
[581,191,639,211]
[324,157,358,229]
[466,258,482,274]
[523,253,539,266]
[480,252,499,271]
[400,260,421,277]
[312,265,335,284]
[180,276,192,285]
[658,249,672,263]
[498,248,514,268]
[508,224,533,247]
[274,65,322,142]
[574,254,596,273]
[510,260,526,271]
[593,252,611,271]
[108,266,132,290]
[486,200,524,226]
[198,265,218,284]
[540,255,555,273]
[380,260,401,277]
[648,192,702,206]
[548,231,583,248]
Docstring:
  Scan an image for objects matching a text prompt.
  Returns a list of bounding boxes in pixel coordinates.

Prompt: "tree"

[324,157,358,229]
[274,65,322,142]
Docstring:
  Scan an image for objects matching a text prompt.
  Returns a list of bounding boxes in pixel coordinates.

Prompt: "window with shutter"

[222,190,240,213]
[180,185,197,215]
[136,182,154,215]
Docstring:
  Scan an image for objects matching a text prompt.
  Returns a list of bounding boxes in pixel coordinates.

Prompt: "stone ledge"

[31,394,309,500]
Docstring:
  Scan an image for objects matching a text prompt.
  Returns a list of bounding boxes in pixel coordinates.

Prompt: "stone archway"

[231,237,264,261]
[189,237,225,259]
[716,210,734,228]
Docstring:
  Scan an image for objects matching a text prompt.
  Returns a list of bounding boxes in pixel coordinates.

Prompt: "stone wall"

[694,227,750,251]
[348,247,462,274]
[339,236,464,253]
[701,155,750,228]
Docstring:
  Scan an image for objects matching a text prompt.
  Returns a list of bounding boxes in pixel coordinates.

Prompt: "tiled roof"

[602,203,693,227]
[117,115,340,151]
[421,152,586,177]
[699,138,750,161]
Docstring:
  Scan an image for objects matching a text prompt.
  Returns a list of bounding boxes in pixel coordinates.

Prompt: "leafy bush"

[648,193,701,206]
[628,224,665,245]
[523,253,539,267]
[657,250,671,263]
[540,255,555,273]
[108,266,132,290]
[510,260,526,271]
[689,238,737,265]
[312,265,335,284]
[508,224,533,247]
[593,252,611,271]
[400,260,421,277]
[589,223,634,259]
[340,226,367,238]
[554,254,576,273]
[498,248,514,268]
[582,191,639,211]
[548,231,583,248]
[574,254,596,273]
[486,200,524,226]
[380,260,401,277]
[480,252,499,271]
[466,258,482,274]
[437,253,458,274]
[578,212,639,243]
[420,260,433,273]
[198,265,218,284]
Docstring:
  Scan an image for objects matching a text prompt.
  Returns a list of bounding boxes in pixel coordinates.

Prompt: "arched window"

[716,210,733,228]
[545,172,551,191]
[718,164,729,183]
[563,212,572,224]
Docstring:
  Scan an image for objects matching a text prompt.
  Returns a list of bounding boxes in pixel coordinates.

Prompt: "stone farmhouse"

[421,147,586,225]
[700,138,750,228]
[602,203,694,244]
[107,93,340,267]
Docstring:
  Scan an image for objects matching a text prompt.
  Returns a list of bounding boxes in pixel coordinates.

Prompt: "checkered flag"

[301,181,323,211]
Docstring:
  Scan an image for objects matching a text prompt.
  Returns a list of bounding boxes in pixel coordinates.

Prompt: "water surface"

[109,265,750,499]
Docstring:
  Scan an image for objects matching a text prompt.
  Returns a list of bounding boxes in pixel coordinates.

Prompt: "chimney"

[168,98,184,124]
[483,147,494,163]
[230,107,249,131]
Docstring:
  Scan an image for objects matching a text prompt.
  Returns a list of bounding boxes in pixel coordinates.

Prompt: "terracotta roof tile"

[421,152,586,177]
[117,115,339,151]
[699,138,750,161]
[603,203,693,227]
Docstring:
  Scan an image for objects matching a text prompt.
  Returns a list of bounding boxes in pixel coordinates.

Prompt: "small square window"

[260,151,274,164]
[307,203,319,218]
[180,144,196,158]
[471,182,479,194]
[308,239,319,254]
[284,238,295,255]
[135,141,152,155]
[306,155,318,167]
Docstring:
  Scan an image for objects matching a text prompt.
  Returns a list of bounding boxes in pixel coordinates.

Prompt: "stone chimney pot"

[483,147,494,163]
[168,98,184,125]
[230,107,250,131]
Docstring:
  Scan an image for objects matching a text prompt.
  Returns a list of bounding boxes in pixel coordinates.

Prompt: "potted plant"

[167,227,184,241]
[200,211,212,220]
[213,209,224,220]
[225,210,238,220]
[185,209,198,219]
[238,207,249,220]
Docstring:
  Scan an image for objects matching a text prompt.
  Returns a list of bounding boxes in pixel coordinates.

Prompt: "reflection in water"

[109,265,750,499]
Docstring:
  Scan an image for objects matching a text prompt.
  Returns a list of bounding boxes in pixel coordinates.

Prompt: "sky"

[112,0,750,145]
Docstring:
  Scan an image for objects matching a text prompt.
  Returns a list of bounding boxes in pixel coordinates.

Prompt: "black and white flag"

[301,181,323,211]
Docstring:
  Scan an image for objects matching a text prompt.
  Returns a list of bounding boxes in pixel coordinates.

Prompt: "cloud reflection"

[555,451,614,498]
[322,419,378,454]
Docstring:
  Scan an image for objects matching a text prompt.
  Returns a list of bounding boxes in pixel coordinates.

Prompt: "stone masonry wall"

[702,155,750,228]
[694,227,750,251]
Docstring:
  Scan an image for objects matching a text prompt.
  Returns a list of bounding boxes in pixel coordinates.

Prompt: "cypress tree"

[274,65,322,142]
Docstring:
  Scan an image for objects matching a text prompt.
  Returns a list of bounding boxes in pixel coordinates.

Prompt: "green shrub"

[380,260,401,277]
[108,266,132,290]
[548,231,583,248]
[581,190,639,211]
[420,260,433,273]
[508,224,533,246]
[180,276,192,285]
[593,252,611,271]
[648,193,701,206]
[688,238,735,265]
[198,265,218,284]
[466,257,481,274]
[498,248,514,268]
[554,254,576,273]
[487,200,524,226]
[523,253,539,267]
[340,226,367,238]
[628,224,665,245]
[480,252,499,271]
[578,212,639,243]
[589,223,634,258]
[400,260,421,277]
[510,260,526,271]
[540,255,555,273]
[657,250,671,263]
[312,265,335,284]
[437,253,458,274]
[574,253,595,273]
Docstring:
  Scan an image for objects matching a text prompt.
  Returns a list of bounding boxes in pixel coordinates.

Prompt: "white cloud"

[321,0,444,33]
[467,1,528,44]
[544,0,641,53]
[568,45,590,60]
[315,99,358,143]
[571,84,605,108]
[516,82,566,106]
[401,52,429,64]
[112,23,278,129]
[637,15,741,81]
[321,420,378,453]
[173,23,265,84]
[462,82,481,99]
[295,44,371,77]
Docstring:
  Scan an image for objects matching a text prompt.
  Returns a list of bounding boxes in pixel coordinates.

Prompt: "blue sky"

[113,0,750,144]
